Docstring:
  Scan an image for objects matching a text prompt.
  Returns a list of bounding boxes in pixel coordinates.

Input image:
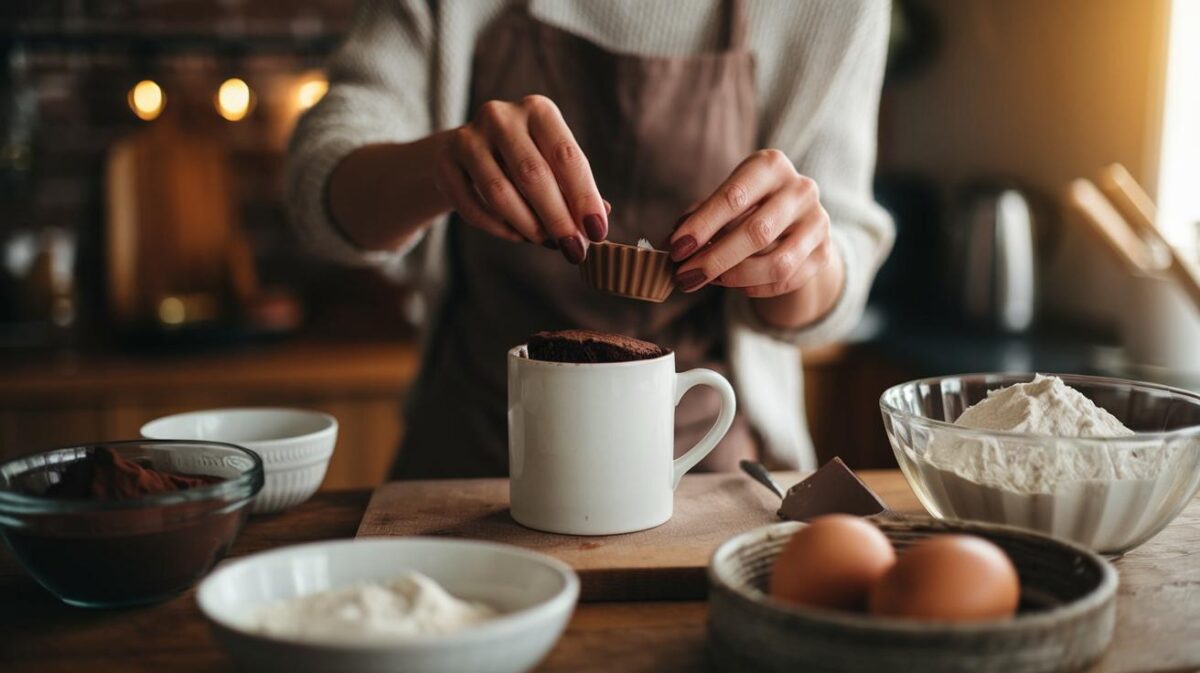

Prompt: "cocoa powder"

[45,446,220,500]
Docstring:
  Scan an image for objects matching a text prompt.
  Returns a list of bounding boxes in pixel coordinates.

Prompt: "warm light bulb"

[216,77,253,122]
[296,76,329,111]
[128,79,165,121]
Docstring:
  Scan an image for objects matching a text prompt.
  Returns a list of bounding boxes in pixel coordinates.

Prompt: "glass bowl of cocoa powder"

[0,440,263,608]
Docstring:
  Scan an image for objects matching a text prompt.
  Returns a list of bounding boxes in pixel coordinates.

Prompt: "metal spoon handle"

[739,459,784,500]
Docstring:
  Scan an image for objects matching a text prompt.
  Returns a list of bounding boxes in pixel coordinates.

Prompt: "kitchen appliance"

[947,185,1038,332]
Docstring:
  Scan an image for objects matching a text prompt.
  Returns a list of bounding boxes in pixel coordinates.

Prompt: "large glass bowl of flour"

[880,373,1200,554]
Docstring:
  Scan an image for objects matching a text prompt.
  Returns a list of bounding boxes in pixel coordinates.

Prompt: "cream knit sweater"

[287,0,895,469]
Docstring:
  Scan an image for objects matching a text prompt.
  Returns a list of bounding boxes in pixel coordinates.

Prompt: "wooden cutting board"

[356,472,802,601]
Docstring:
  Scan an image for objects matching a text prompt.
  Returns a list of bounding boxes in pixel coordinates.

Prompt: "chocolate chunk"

[778,457,889,521]
[526,329,667,364]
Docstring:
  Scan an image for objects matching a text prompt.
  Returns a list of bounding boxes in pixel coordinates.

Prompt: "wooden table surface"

[1,470,1198,672]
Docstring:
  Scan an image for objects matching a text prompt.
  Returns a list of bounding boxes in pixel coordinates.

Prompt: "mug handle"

[671,368,737,489]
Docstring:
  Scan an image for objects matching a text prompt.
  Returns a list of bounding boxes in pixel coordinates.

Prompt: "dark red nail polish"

[560,236,586,264]
[675,268,706,292]
[583,214,607,242]
[670,235,698,262]
[542,239,558,250]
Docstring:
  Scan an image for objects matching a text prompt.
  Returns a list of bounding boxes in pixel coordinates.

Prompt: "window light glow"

[1156,0,1200,247]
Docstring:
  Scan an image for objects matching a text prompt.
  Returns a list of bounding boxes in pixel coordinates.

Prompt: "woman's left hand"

[668,150,841,305]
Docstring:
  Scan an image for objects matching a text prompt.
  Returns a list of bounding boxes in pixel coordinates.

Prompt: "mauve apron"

[396,0,759,478]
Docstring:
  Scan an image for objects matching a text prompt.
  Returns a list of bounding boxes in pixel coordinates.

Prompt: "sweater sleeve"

[286,0,437,271]
[729,0,895,347]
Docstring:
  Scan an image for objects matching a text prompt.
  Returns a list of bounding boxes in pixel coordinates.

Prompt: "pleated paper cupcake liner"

[581,240,676,303]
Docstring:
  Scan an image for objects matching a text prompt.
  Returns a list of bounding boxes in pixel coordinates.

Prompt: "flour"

[923,375,1144,494]
[636,238,656,251]
[912,375,1191,552]
[250,572,496,644]
[953,374,1133,438]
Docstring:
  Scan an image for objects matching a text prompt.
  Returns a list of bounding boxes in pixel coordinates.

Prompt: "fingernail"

[667,211,693,247]
[675,268,706,292]
[583,214,607,242]
[670,235,698,262]
[542,239,558,250]
[603,200,612,215]
[560,236,586,264]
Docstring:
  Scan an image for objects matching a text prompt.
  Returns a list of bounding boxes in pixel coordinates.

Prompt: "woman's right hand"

[433,95,608,265]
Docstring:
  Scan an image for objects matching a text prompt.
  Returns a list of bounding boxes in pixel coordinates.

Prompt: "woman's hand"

[433,95,608,264]
[667,149,844,329]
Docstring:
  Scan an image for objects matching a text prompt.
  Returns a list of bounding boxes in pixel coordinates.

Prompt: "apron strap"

[723,0,748,50]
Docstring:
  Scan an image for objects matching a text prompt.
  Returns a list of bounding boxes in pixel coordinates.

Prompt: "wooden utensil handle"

[1099,164,1200,313]
[1063,178,1157,274]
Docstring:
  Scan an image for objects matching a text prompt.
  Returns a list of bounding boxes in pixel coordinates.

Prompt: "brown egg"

[868,535,1020,621]
[769,514,895,611]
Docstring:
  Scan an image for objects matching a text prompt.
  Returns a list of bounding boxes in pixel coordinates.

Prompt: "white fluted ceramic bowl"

[141,408,337,514]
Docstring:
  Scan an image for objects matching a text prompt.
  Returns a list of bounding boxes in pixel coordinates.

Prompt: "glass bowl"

[0,440,263,607]
[880,373,1200,554]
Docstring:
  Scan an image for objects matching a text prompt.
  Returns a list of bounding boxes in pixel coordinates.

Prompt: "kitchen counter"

[0,338,421,401]
[852,308,1118,377]
[1,470,1197,672]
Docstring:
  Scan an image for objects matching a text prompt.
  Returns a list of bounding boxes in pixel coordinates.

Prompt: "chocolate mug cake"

[526,329,668,364]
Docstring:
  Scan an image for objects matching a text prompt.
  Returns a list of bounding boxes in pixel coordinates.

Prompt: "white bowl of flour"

[197,538,578,673]
[881,373,1200,553]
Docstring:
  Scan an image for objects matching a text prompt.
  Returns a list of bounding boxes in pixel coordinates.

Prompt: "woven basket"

[580,241,675,303]
[708,518,1117,673]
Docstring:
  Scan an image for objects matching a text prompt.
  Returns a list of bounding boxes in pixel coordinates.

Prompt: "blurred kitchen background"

[2,0,1198,488]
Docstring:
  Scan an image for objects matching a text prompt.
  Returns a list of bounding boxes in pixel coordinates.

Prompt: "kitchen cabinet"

[803,344,913,469]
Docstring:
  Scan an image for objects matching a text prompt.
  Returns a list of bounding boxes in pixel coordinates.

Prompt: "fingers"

[668,149,796,262]
[674,181,820,293]
[741,239,836,298]
[527,97,608,243]
[717,206,833,295]
[489,107,587,264]
[434,148,523,243]
[450,127,543,243]
[715,205,829,286]
[453,97,609,260]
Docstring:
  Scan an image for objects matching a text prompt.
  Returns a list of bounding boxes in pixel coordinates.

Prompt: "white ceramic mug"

[508,345,736,535]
